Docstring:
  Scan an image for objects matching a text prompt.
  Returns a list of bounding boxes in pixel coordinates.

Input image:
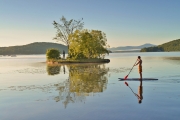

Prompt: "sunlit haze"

[1,0,180,47]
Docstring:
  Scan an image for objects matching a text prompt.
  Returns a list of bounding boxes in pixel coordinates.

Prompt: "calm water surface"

[0,52,180,120]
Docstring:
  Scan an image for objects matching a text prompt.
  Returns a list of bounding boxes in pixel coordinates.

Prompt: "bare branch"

[53,16,84,51]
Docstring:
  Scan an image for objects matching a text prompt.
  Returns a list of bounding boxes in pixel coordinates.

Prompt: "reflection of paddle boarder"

[134,56,142,80]
[137,79,143,103]
[63,65,65,74]
[125,79,143,104]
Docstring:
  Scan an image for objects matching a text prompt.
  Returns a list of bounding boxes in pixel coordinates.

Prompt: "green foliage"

[140,39,180,52]
[46,48,60,60]
[68,29,109,60]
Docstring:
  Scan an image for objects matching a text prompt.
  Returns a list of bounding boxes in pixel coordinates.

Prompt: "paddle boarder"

[134,56,142,80]
[63,50,65,59]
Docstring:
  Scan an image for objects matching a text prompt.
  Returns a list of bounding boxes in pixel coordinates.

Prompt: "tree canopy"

[53,16,84,49]
[68,30,109,59]
[46,48,60,60]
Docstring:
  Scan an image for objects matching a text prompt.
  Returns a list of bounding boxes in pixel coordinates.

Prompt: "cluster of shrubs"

[46,49,61,60]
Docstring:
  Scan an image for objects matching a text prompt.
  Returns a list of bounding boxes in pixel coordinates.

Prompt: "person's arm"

[134,93,140,99]
[134,60,140,66]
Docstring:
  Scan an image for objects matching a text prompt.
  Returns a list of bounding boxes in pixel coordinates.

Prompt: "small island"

[47,16,110,64]
[47,58,110,64]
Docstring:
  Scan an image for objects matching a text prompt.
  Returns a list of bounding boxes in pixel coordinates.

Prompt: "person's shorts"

[138,66,142,73]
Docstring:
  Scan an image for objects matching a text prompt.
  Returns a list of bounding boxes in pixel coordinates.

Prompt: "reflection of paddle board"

[118,78,158,81]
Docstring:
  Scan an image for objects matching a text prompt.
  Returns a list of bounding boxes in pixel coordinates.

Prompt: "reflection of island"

[47,64,109,108]
[67,64,108,93]
[46,64,66,75]
[46,65,61,75]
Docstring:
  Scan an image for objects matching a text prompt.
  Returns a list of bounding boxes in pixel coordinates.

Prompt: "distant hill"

[0,42,68,55]
[109,43,156,52]
[140,39,180,52]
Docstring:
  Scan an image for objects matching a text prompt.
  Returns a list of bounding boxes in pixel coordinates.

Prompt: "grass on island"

[47,58,110,64]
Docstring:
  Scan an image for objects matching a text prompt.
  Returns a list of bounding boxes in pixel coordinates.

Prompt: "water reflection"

[46,65,61,75]
[132,79,143,104]
[137,79,143,104]
[125,79,143,104]
[63,65,66,74]
[47,64,109,108]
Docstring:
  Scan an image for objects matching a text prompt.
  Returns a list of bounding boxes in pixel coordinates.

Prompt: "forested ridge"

[141,39,180,52]
[0,42,67,55]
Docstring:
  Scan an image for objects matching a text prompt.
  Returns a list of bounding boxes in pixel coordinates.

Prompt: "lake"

[0,52,180,120]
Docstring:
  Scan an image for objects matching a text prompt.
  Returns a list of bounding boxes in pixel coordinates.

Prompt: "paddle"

[124,59,138,80]
[124,82,140,99]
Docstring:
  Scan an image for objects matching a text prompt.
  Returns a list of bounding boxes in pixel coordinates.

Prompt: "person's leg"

[140,72,142,80]
[140,78,142,86]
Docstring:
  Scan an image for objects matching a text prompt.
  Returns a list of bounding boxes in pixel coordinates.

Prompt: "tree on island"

[51,16,110,62]
[53,16,84,52]
[46,48,60,60]
[68,30,110,60]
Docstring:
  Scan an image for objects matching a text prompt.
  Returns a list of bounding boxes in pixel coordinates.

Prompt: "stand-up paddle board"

[118,78,158,81]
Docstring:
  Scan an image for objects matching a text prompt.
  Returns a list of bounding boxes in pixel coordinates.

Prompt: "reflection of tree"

[68,64,108,93]
[53,64,109,108]
[46,65,61,75]
[46,65,67,75]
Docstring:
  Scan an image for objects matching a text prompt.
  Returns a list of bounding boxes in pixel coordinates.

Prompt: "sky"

[0,0,180,47]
